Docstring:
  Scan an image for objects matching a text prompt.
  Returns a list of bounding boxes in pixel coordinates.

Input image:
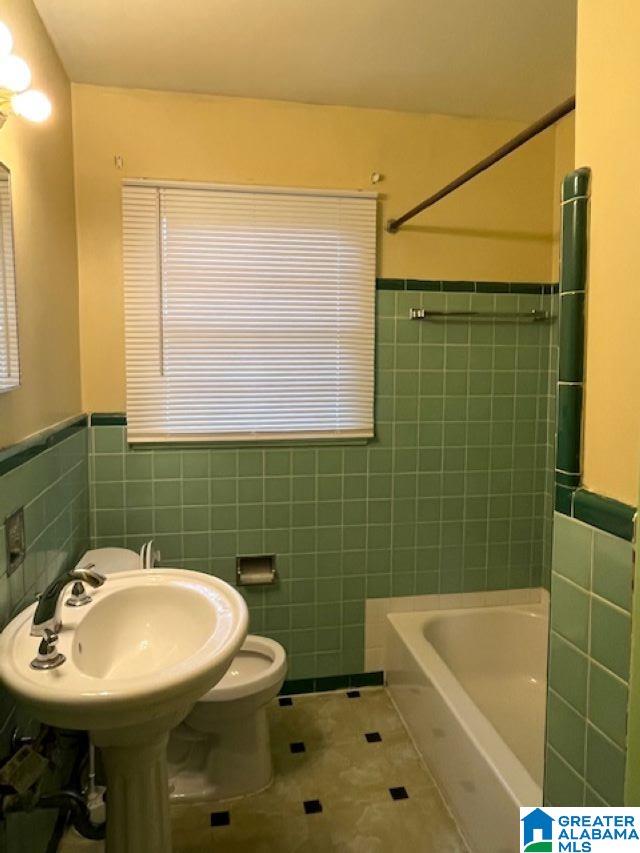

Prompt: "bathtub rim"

[386,602,547,808]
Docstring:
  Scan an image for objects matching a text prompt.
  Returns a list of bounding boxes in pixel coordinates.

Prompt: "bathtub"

[385,602,548,853]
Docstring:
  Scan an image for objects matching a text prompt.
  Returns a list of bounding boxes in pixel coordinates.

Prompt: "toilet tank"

[75,542,157,576]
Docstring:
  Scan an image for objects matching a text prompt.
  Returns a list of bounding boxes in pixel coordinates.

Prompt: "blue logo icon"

[522,808,554,852]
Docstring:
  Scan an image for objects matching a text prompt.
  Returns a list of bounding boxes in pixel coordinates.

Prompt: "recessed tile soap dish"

[236,555,278,586]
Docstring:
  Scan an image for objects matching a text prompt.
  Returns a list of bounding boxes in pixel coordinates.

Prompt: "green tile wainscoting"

[89,280,558,681]
[545,512,634,806]
[0,418,90,853]
[0,418,90,729]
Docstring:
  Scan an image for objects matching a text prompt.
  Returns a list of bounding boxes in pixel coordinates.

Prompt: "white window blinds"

[0,173,19,393]
[122,181,376,443]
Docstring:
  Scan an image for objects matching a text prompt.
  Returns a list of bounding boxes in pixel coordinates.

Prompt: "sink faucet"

[31,567,106,637]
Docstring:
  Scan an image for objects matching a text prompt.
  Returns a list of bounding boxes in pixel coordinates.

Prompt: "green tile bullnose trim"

[376,278,558,294]
[552,169,634,541]
[559,292,585,383]
[562,167,591,203]
[90,412,127,426]
[560,200,588,296]
[0,414,87,477]
[573,490,635,542]
[557,384,583,476]
[555,167,591,509]
[556,471,581,489]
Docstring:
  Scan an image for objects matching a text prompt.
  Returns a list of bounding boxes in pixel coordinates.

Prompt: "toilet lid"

[77,547,142,575]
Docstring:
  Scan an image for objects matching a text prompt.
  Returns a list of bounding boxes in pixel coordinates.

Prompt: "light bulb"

[0,54,31,92]
[11,89,51,122]
[0,23,13,58]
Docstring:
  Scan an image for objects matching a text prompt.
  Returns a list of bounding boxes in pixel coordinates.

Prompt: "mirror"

[0,162,19,393]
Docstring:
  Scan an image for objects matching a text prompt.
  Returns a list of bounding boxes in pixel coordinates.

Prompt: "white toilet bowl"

[167,634,287,802]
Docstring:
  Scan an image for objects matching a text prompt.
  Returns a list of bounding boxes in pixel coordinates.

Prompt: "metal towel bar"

[409,308,550,322]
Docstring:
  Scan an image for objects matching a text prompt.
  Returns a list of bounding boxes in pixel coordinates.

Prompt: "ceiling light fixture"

[0,20,52,127]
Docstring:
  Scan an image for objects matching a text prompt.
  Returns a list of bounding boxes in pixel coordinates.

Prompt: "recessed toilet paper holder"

[236,554,278,586]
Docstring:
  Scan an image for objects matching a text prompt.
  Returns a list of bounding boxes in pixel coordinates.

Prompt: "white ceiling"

[35,0,576,121]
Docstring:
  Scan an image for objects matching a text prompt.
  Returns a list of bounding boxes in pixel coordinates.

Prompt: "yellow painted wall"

[552,113,575,280]
[72,84,559,412]
[0,0,81,447]
[575,0,640,505]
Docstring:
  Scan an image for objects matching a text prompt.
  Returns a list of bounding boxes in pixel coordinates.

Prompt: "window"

[122,181,376,443]
[0,163,19,394]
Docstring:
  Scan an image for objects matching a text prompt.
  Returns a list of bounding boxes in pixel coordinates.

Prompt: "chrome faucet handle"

[31,628,65,670]
[40,627,57,646]
[71,566,106,587]
[66,581,92,608]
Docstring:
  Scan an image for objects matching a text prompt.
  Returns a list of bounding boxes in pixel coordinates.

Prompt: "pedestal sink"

[0,569,248,853]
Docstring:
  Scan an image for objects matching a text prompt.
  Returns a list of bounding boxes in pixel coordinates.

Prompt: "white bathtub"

[385,602,548,853]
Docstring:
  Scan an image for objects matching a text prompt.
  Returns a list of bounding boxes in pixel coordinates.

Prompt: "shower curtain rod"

[386,95,576,233]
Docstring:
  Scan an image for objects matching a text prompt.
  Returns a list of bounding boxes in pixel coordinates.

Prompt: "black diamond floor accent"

[210,811,230,827]
[365,732,382,743]
[279,696,293,707]
[346,690,361,698]
[290,741,306,754]
[389,787,409,801]
[303,799,323,815]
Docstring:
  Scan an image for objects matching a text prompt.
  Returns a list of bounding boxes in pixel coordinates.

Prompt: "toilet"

[167,634,287,802]
[75,547,288,803]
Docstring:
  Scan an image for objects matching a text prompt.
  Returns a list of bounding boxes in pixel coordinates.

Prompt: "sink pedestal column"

[98,734,171,853]
[92,709,187,853]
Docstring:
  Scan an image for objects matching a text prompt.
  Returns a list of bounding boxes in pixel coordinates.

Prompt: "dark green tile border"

[556,471,581,489]
[555,168,591,513]
[376,278,558,294]
[90,412,127,426]
[573,490,635,542]
[0,415,87,477]
[406,279,441,292]
[560,205,589,297]
[559,292,586,383]
[377,278,405,291]
[554,171,636,541]
[280,671,384,695]
[562,167,591,203]
[556,384,583,476]
[555,484,574,516]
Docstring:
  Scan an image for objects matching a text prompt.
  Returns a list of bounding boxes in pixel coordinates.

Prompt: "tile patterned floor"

[60,688,467,852]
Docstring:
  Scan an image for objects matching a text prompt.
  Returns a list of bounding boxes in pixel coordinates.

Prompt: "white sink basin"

[0,568,248,731]
[0,568,249,853]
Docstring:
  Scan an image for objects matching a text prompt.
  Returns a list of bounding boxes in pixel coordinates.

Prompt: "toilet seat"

[198,635,286,703]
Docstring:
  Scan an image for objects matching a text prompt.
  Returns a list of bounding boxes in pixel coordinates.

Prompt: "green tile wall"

[545,511,633,806]
[90,286,557,680]
[0,426,90,733]
[0,425,90,852]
